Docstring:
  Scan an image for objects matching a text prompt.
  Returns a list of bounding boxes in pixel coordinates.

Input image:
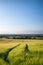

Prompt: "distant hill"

[0,34,43,39]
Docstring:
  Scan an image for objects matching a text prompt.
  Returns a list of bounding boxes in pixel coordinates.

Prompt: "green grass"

[0,39,43,65]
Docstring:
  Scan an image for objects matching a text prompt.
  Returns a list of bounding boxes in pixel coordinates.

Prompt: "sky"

[0,0,43,34]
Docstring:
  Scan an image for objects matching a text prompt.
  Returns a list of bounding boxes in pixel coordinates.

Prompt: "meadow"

[0,38,43,65]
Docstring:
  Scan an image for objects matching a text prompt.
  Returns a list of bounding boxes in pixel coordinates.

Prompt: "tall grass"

[0,39,43,65]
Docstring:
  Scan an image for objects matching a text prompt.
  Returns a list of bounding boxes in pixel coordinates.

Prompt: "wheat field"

[0,38,43,65]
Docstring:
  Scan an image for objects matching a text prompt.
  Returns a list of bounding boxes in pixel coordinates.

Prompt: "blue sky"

[0,0,43,34]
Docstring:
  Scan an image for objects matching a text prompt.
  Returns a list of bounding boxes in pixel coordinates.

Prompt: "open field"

[0,39,43,65]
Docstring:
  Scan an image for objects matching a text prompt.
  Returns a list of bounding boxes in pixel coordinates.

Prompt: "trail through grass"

[0,44,21,65]
[0,39,43,65]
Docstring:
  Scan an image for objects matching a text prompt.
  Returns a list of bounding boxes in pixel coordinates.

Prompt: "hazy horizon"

[0,0,43,34]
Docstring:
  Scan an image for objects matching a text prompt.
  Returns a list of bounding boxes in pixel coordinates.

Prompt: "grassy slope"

[0,39,43,65]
